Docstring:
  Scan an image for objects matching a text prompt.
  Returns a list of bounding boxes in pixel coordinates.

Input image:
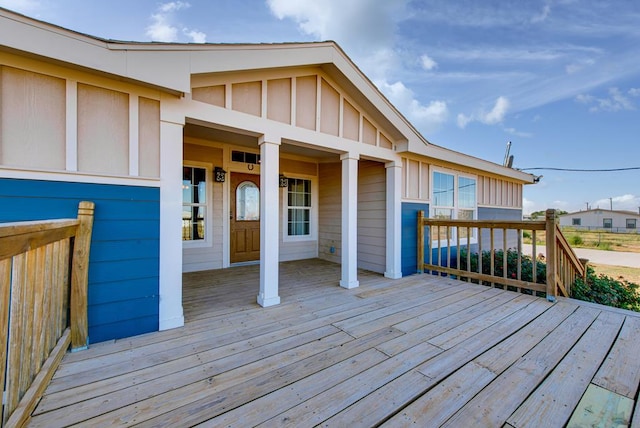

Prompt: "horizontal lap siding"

[357,161,385,274]
[318,163,341,264]
[0,178,160,343]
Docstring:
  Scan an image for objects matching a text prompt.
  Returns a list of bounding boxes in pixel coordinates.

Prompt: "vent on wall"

[231,150,260,165]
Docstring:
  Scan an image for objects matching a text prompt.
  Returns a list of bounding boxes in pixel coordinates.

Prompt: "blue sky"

[3,0,639,214]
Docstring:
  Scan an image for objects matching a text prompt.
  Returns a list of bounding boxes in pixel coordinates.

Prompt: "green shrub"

[594,241,613,251]
[522,231,532,240]
[572,267,640,312]
[456,249,640,312]
[458,248,546,284]
[568,235,583,246]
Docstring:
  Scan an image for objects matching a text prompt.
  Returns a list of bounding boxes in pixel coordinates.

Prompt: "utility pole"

[609,197,613,211]
[585,202,589,211]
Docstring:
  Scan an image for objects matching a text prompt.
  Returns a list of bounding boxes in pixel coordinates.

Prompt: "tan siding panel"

[362,117,376,146]
[77,83,129,175]
[342,99,359,141]
[318,162,341,264]
[358,161,386,274]
[280,158,317,176]
[380,133,392,149]
[401,158,407,198]
[295,75,317,130]
[0,66,65,170]
[267,78,291,124]
[320,78,339,136]
[408,159,419,200]
[232,81,261,117]
[192,85,225,107]
[138,97,160,178]
[421,162,429,200]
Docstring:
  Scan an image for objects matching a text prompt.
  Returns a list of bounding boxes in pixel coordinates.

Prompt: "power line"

[518,166,640,172]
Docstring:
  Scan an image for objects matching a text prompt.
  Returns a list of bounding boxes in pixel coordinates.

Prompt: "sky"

[2,0,639,215]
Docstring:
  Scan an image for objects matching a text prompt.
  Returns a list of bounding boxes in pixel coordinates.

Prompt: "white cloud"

[504,127,533,138]
[576,87,635,112]
[145,1,204,43]
[457,96,510,128]
[594,194,640,211]
[0,0,41,13]
[522,198,537,215]
[565,58,595,74]
[420,54,437,71]
[531,3,551,23]
[629,88,640,97]
[376,80,448,131]
[184,28,206,43]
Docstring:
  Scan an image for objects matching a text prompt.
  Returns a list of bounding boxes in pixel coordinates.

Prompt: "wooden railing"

[417,209,586,300]
[0,201,94,428]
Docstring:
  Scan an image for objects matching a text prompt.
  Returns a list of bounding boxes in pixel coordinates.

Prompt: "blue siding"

[0,178,160,343]
[401,202,429,275]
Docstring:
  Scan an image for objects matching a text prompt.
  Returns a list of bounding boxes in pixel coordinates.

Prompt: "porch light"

[214,166,227,182]
[279,174,289,188]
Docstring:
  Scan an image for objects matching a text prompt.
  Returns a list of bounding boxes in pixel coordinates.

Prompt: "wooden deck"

[29,259,640,427]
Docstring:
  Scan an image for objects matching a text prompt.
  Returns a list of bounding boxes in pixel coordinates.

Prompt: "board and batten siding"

[182,143,224,272]
[0,178,160,344]
[191,71,397,152]
[0,62,161,179]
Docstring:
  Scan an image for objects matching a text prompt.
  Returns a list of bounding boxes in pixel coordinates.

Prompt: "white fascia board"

[404,137,536,183]
[0,10,191,93]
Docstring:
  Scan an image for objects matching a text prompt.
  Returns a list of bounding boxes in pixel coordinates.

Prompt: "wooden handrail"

[0,201,94,428]
[416,208,585,301]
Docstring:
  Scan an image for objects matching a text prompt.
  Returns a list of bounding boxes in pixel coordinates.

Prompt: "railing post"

[545,209,557,302]
[70,201,95,351]
[417,210,424,274]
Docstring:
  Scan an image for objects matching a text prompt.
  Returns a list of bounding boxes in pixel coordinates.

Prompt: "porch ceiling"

[184,122,341,161]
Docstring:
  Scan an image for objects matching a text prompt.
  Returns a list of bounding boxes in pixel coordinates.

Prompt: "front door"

[230,173,261,263]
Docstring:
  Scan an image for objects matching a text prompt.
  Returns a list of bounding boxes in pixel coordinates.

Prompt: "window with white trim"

[431,170,477,242]
[287,178,311,236]
[603,218,612,228]
[182,166,207,241]
[627,218,637,229]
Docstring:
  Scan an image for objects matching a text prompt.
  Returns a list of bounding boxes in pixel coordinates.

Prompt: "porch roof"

[0,7,535,184]
[30,259,640,427]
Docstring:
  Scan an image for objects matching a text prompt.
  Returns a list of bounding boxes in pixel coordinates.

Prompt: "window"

[572,218,581,226]
[627,219,637,229]
[236,181,260,221]
[287,178,311,236]
[431,170,477,242]
[603,218,612,228]
[183,166,207,241]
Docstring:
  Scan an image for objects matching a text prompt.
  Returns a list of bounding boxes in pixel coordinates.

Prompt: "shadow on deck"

[29,259,640,427]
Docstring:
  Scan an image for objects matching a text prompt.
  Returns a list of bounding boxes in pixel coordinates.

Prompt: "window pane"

[182,206,205,240]
[458,177,476,208]
[603,218,612,228]
[287,178,312,236]
[627,219,636,229]
[236,181,260,221]
[433,172,454,207]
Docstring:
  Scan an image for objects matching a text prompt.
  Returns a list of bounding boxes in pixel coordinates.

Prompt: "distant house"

[0,8,535,343]
[559,209,640,233]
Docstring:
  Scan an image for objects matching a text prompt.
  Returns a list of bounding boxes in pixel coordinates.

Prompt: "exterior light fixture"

[214,166,227,182]
[279,174,289,188]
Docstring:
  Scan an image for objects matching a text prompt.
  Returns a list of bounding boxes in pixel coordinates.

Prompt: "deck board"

[28,258,640,427]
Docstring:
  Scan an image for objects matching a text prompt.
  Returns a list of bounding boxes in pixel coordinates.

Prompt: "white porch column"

[159,118,185,330]
[340,153,359,289]
[385,161,402,279]
[257,136,281,307]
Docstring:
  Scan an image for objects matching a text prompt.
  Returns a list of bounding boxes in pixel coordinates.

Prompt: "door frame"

[229,171,261,264]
